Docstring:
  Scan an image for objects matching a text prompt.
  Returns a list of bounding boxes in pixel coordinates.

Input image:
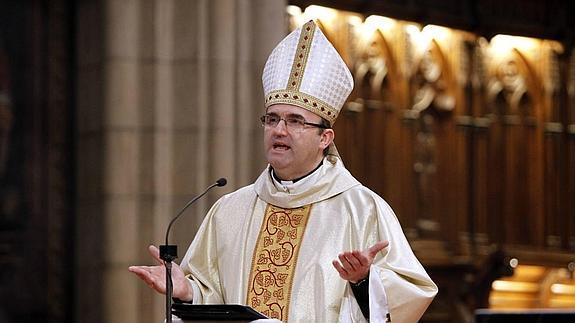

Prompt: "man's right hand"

[128,245,194,302]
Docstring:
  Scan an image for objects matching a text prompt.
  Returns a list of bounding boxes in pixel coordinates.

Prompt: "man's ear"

[320,129,335,149]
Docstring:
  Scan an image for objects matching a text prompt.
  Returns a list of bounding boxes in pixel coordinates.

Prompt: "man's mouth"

[273,143,291,151]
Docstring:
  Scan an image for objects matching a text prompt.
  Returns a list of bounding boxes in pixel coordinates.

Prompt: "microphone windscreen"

[216,178,227,187]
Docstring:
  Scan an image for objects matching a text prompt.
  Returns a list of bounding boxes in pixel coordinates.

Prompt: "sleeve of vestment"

[179,199,225,304]
[338,191,438,323]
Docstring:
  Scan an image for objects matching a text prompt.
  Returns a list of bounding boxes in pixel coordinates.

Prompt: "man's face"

[263,104,333,180]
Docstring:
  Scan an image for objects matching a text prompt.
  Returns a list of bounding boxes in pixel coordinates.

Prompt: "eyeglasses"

[260,113,329,132]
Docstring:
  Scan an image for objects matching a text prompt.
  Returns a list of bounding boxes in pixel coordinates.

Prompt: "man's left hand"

[332,241,389,283]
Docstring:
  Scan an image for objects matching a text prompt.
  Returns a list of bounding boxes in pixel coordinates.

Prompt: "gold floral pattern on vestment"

[246,204,312,321]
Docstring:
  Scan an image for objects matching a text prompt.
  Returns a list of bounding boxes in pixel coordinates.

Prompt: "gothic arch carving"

[486,49,537,118]
[351,28,397,109]
[410,39,456,116]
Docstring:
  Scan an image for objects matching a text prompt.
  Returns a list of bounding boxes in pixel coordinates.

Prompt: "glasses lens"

[285,117,305,130]
[261,114,278,127]
[261,114,313,131]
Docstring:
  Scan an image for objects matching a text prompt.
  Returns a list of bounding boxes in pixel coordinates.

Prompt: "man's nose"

[273,118,289,133]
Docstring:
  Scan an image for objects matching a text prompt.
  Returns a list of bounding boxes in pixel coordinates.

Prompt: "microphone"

[160,177,227,323]
[162,177,227,253]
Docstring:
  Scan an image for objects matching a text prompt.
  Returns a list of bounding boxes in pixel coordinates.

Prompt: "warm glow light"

[421,24,451,43]
[513,265,546,282]
[551,283,575,295]
[405,24,425,53]
[347,15,363,27]
[364,15,396,33]
[405,24,421,36]
[490,34,539,57]
[286,5,305,27]
[286,5,302,17]
[549,297,575,307]
[357,15,396,43]
[489,291,538,308]
[406,24,452,54]
[509,258,519,268]
[492,280,540,293]
[304,5,338,23]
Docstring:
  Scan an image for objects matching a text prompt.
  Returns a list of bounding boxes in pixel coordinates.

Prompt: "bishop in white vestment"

[181,156,437,322]
[130,19,437,323]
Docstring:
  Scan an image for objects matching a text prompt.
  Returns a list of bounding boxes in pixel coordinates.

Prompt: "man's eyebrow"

[285,113,305,119]
[266,112,305,119]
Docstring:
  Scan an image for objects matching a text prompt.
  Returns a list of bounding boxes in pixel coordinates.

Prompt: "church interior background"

[0,0,574,322]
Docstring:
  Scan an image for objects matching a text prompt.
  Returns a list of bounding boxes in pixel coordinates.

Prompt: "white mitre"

[262,20,354,126]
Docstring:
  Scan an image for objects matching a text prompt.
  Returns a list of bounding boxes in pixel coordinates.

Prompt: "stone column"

[75,1,286,323]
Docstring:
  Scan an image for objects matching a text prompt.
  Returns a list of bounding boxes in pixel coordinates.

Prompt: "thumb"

[148,245,163,265]
[367,241,389,257]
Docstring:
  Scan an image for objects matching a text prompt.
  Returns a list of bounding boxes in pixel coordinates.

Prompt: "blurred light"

[286,5,306,28]
[286,5,302,17]
[509,258,519,268]
[405,24,421,36]
[347,15,363,27]
[549,298,575,307]
[551,283,575,295]
[490,34,539,57]
[405,24,425,53]
[304,5,338,23]
[513,265,546,281]
[492,280,539,293]
[364,15,396,33]
[421,25,451,43]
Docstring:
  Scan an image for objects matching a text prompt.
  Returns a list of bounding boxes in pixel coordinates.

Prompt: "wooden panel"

[486,97,506,244]
[289,0,574,41]
[543,67,567,250]
[399,117,419,234]
[471,123,490,245]
[543,129,565,248]
[568,127,575,251]
[568,51,575,251]
[287,4,575,323]
[336,102,366,180]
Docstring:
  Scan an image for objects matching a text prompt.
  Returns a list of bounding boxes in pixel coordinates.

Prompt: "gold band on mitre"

[264,89,339,125]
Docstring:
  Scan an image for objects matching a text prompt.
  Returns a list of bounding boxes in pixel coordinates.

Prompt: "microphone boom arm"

[160,177,227,323]
[161,177,227,261]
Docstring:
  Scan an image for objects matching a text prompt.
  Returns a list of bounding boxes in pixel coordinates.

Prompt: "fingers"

[351,250,370,266]
[367,241,389,258]
[332,260,348,279]
[339,252,361,271]
[129,265,167,293]
[333,251,367,280]
[129,266,155,285]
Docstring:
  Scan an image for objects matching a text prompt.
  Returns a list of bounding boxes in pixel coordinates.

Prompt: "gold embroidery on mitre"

[247,204,312,321]
[264,89,338,125]
[287,20,315,91]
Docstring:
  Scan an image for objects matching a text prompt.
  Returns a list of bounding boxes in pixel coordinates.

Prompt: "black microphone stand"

[160,178,227,323]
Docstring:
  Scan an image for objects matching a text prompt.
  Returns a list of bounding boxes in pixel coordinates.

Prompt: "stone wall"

[75,1,286,322]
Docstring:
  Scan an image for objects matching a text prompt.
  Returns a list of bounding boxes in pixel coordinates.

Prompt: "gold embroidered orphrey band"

[287,20,315,92]
[246,204,312,321]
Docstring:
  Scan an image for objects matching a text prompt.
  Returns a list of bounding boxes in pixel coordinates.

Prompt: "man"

[129,20,437,322]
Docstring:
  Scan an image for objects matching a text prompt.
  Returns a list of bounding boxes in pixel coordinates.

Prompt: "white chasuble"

[179,157,438,322]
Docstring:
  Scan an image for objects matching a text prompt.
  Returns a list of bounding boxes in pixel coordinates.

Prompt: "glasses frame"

[260,113,329,131]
